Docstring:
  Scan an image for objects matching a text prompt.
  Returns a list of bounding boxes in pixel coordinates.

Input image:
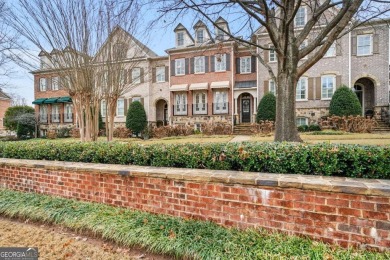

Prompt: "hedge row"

[0,141,389,179]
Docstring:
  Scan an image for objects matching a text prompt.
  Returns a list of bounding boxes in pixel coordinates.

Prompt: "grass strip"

[0,189,388,260]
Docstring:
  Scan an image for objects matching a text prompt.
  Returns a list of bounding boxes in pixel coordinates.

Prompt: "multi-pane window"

[39,78,47,91]
[296,77,308,100]
[52,77,59,90]
[194,56,205,73]
[51,104,60,122]
[193,92,207,114]
[240,56,251,73]
[296,117,308,126]
[177,32,184,46]
[216,28,224,40]
[101,100,107,117]
[64,104,73,122]
[132,68,141,84]
[213,91,228,114]
[321,75,335,99]
[175,93,187,115]
[269,46,276,62]
[132,97,141,103]
[295,7,306,27]
[39,105,48,122]
[269,80,276,95]
[324,42,336,57]
[156,66,165,82]
[357,34,372,56]
[215,54,226,72]
[175,59,185,75]
[117,98,125,116]
[196,30,204,43]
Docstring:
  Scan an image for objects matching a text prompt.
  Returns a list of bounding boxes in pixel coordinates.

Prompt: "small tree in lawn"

[126,101,147,137]
[4,106,35,138]
[329,86,362,117]
[257,93,276,122]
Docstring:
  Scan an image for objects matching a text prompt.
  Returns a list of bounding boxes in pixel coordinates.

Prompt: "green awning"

[32,98,47,104]
[43,98,58,104]
[57,96,72,103]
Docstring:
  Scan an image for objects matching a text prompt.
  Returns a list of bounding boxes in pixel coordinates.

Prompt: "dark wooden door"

[241,99,251,123]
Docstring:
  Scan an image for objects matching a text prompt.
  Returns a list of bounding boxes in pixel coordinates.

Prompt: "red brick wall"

[0,99,11,130]
[0,161,388,251]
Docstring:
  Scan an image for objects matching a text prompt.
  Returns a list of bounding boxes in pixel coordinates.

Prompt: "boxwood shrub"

[0,141,388,179]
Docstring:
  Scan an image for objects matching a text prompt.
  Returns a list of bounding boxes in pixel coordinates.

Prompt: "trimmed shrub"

[126,101,147,137]
[0,141,388,179]
[329,86,362,116]
[4,106,35,131]
[308,124,321,132]
[297,125,309,132]
[256,93,276,122]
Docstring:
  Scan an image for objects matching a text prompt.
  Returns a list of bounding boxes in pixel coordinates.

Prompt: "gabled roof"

[0,89,11,100]
[38,50,48,57]
[214,17,231,34]
[94,25,157,61]
[173,23,195,42]
[193,20,214,42]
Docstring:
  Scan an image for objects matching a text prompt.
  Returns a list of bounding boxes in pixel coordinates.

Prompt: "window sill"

[356,53,373,57]
[321,98,332,101]
[323,55,336,58]
[269,61,277,63]
[239,72,252,75]
[194,72,205,75]
[296,99,308,102]
[214,70,227,73]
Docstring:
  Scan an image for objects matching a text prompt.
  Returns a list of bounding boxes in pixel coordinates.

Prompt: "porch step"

[233,124,252,135]
[372,119,390,132]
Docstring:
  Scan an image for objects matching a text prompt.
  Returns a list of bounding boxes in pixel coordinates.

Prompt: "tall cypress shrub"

[126,101,147,137]
[329,85,362,116]
[256,92,276,122]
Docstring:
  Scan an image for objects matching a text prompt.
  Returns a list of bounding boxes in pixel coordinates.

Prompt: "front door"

[241,98,251,123]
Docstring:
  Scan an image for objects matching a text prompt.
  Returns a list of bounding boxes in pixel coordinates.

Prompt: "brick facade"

[0,158,388,251]
[0,96,11,131]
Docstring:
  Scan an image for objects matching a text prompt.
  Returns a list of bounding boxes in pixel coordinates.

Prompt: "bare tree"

[6,0,145,141]
[156,0,390,142]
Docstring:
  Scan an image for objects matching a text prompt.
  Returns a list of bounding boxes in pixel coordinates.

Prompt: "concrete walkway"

[229,135,251,143]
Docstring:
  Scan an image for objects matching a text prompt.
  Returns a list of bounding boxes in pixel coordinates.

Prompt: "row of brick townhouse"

[32,15,390,135]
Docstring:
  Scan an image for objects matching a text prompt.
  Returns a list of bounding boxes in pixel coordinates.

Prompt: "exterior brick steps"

[372,119,390,132]
[233,124,252,135]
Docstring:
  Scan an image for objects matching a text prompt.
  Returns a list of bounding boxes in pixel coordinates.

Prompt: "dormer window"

[295,7,306,27]
[177,32,184,46]
[216,28,224,41]
[196,30,204,44]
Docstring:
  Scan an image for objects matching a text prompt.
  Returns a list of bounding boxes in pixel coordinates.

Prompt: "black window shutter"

[124,98,128,114]
[152,68,156,83]
[205,56,209,73]
[236,58,240,74]
[373,34,379,54]
[226,54,231,71]
[185,58,189,75]
[190,58,195,74]
[171,60,175,76]
[210,56,215,72]
[251,56,256,73]
[351,36,357,56]
[164,66,169,81]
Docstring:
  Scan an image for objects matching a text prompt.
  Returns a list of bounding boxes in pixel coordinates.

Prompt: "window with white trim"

[39,105,48,121]
[117,98,125,116]
[196,30,204,44]
[216,28,225,41]
[240,56,251,74]
[39,78,47,91]
[324,42,336,57]
[175,59,185,75]
[269,45,276,62]
[177,32,184,46]
[296,77,308,100]
[296,117,308,126]
[64,104,73,122]
[295,7,306,27]
[213,90,228,114]
[215,54,226,72]
[52,77,59,90]
[101,100,107,117]
[357,34,372,56]
[132,68,141,84]
[51,104,60,122]
[156,66,165,82]
[132,97,141,103]
[193,92,207,114]
[269,80,276,95]
[321,75,336,99]
[194,56,205,73]
[175,93,187,115]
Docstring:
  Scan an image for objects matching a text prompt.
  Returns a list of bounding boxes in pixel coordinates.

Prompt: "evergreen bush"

[126,101,147,136]
[256,93,276,122]
[329,86,362,116]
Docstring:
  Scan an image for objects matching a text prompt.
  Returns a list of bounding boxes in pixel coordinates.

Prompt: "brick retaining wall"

[0,158,388,251]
